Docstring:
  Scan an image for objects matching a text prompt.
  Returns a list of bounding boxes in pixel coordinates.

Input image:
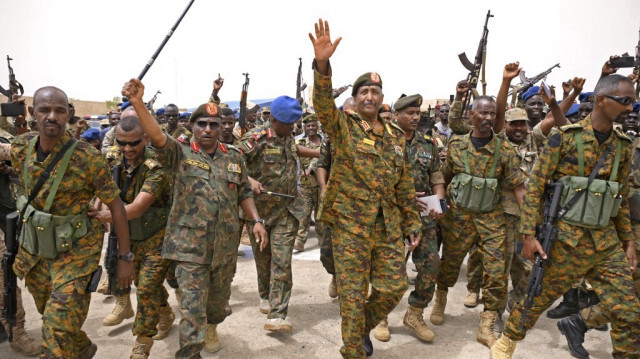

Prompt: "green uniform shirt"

[407,133,445,228]
[296,135,323,188]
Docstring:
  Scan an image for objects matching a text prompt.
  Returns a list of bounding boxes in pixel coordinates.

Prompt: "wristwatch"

[118,252,135,262]
[252,218,265,225]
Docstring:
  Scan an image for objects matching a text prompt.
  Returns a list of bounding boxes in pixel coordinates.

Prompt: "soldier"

[10,86,134,358]
[578,92,595,121]
[431,84,527,348]
[122,78,268,358]
[309,19,422,358]
[178,112,192,131]
[372,94,446,344]
[294,113,324,251]
[81,128,102,150]
[378,104,393,122]
[240,95,319,332]
[102,110,122,155]
[163,104,191,140]
[492,74,640,358]
[261,106,273,123]
[219,107,239,146]
[434,103,452,138]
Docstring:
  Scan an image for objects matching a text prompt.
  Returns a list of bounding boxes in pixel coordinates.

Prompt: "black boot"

[557,314,590,359]
[362,335,373,357]
[547,288,579,319]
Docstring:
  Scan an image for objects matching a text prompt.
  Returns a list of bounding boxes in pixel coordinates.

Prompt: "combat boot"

[373,318,390,342]
[362,335,373,357]
[153,305,175,340]
[264,318,292,333]
[557,314,590,359]
[464,290,479,308]
[328,275,338,298]
[9,327,40,356]
[102,294,134,326]
[547,288,579,319]
[259,298,270,314]
[403,305,434,342]
[130,336,153,359]
[477,310,499,348]
[97,277,109,295]
[204,324,221,353]
[429,287,447,325]
[490,334,517,359]
[78,342,98,359]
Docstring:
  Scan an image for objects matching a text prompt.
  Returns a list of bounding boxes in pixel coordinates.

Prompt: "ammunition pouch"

[557,176,622,229]
[129,207,169,241]
[629,190,640,223]
[451,173,499,212]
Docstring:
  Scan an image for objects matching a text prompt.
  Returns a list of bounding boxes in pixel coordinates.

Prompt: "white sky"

[1,0,639,111]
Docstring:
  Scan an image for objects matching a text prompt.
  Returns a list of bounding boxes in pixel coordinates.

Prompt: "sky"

[1,0,639,112]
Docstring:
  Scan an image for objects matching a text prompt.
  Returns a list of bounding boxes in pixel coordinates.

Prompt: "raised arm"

[122,79,168,148]
[495,62,522,133]
[309,18,342,76]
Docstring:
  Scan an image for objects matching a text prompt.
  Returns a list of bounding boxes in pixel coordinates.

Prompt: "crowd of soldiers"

[0,18,639,359]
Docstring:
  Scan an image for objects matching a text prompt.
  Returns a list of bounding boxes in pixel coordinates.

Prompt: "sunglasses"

[165,114,179,119]
[603,94,634,106]
[116,137,144,147]
[195,120,221,130]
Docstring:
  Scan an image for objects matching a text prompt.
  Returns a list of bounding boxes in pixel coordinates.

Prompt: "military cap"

[393,94,423,111]
[378,104,392,114]
[521,86,540,103]
[246,101,259,112]
[578,92,595,103]
[633,102,640,113]
[121,101,132,111]
[351,72,382,96]
[271,96,302,124]
[189,102,222,122]
[180,112,191,119]
[566,103,579,117]
[81,128,101,141]
[505,108,529,122]
[261,106,271,114]
[302,112,318,124]
[100,119,110,126]
[155,108,165,116]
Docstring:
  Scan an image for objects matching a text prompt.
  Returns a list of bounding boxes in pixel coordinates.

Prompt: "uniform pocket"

[560,176,588,224]
[583,179,607,227]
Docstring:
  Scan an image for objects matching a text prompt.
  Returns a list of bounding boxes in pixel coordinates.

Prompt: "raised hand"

[538,84,556,105]
[571,77,586,94]
[309,19,342,73]
[561,79,572,98]
[602,55,620,77]
[213,73,224,92]
[456,80,470,95]
[503,62,521,81]
[122,79,145,103]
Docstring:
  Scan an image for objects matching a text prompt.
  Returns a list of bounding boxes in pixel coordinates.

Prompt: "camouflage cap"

[261,106,271,114]
[351,72,382,96]
[505,108,528,122]
[189,102,222,122]
[302,112,318,123]
[246,101,259,112]
[378,104,392,114]
[393,94,423,111]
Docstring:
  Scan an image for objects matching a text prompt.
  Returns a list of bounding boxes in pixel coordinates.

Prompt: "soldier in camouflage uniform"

[220,107,240,147]
[310,20,422,358]
[11,86,134,358]
[162,104,192,140]
[89,113,174,358]
[294,113,324,251]
[123,79,268,358]
[372,94,446,344]
[492,74,640,359]
[240,96,319,332]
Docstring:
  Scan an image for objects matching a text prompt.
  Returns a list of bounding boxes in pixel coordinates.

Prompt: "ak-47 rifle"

[458,10,494,111]
[238,73,250,136]
[509,63,561,107]
[333,84,352,99]
[0,56,24,99]
[2,212,19,342]
[609,27,640,98]
[146,90,161,111]
[105,166,122,296]
[296,58,307,103]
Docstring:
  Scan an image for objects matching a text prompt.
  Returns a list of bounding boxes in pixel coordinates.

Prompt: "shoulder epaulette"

[344,109,358,117]
[144,158,162,170]
[177,134,190,143]
[387,121,405,135]
[614,127,632,142]
[559,123,583,132]
[177,136,188,144]
[448,135,463,144]
[249,127,268,142]
[226,144,242,153]
[422,134,435,144]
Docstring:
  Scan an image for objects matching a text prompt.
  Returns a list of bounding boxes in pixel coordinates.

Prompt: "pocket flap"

[32,210,53,228]
[569,176,589,191]
[607,181,620,197]
[588,179,607,194]
[178,217,207,229]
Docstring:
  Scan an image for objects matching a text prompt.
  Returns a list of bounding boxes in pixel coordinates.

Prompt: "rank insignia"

[186,159,210,170]
[394,145,403,156]
[265,148,282,155]
[205,102,218,116]
[370,72,381,84]
[363,138,375,146]
[360,120,371,132]
[191,142,200,152]
[227,163,241,173]
[218,142,228,153]
[267,128,275,138]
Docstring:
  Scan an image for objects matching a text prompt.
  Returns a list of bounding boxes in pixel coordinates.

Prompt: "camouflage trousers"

[24,253,99,358]
[316,220,335,275]
[130,231,170,338]
[503,235,640,357]
[333,214,408,359]
[408,225,440,308]
[295,186,319,246]
[248,213,298,319]
[437,212,507,311]
[0,231,28,333]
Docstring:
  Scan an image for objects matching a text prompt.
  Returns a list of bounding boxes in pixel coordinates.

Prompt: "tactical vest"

[18,137,88,259]
[450,137,502,212]
[557,132,623,229]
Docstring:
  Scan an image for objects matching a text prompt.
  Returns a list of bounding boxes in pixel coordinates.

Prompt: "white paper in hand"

[418,195,443,217]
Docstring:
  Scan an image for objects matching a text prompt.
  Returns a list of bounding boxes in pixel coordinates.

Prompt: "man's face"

[469,100,496,137]
[30,89,69,139]
[439,105,450,123]
[355,85,384,119]
[343,97,357,112]
[272,119,294,137]
[115,126,147,162]
[192,117,221,153]
[578,102,593,120]
[165,106,180,128]
[262,112,272,122]
[304,121,318,137]
[220,115,236,141]
[178,116,189,128]
[524,95,545,122]
[394,106,421,133]
[598,81,636,124]
[623,113,639,134]
[109,112,120,127]
[505,120,528,144]
[247,111,257,123]
[379,111,393,122]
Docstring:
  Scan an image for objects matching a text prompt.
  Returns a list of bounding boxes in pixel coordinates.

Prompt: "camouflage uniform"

[156,136,252,358]
[294,134,323,247]
[11,132,120,358]
[107,147,171,338]
[503,116,640,356]
[240,122,302,320]
[436,131,526,312]
[313,66,421,359]
[314,137,335,275]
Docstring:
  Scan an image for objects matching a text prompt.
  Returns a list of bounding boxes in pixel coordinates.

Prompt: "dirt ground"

[2,227,614,359]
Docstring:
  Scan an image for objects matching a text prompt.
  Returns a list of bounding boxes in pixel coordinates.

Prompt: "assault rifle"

[105,166,122,296]
[509,63,560,106]
[0,56,24,98]
[520,182,564,329]
[458,10,493,111]
[608,26,640,97]
[296,58,307,103]
[238,73,250,135]
[2,212,19,341]
[146,90,161,111]
[333,84,352,99]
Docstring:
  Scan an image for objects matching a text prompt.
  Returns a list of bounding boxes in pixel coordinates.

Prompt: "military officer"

[163,104,192,140]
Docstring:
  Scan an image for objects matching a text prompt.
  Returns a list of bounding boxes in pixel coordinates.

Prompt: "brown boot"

[97,277,109,295]
[9,327,40,356]
[78,342,98,359]
[477,310,499,348]
[403,305,434,342]
[130,336,153,359]
[204,324,221,353]
[153,305,175,340]
[102,294,134,326]
[429,287,447,325]
[490,334,518,359]
[373,318,390,342]
[328,276,338,298]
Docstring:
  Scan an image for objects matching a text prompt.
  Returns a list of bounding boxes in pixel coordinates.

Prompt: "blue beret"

[566,103,579,117]
[578,92,594,103]
[634,102,640,113]
[270,96,302,124]
[155,108,165,116]
[180,112,191,119]
[521,86,540,103]
[81,128,101,141]
[121,101,131,111]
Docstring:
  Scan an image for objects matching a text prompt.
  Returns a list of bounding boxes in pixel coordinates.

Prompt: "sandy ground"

[1,227,614,359]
